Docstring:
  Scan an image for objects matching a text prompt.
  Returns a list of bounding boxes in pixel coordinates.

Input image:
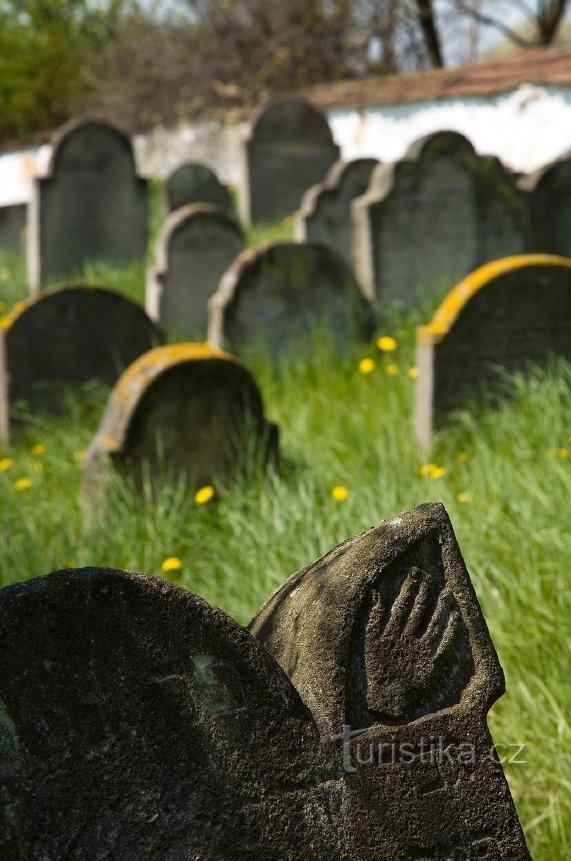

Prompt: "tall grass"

[0,229,569,856]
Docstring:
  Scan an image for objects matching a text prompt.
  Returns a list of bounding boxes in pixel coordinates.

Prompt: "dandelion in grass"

[195,485,215,505]
[359,358,375,375]
[430,466,446,479]
[31,443,46,456]
[386,364,399,376]
[547,447,568,458]
[420,463,446,479]
[457,491,471,504]
[377,336,397,352]
[13,477,32,491]
[162,556,183,573]
[419,463,436,476]
[331,485,349,501]
[0,457,12,472]
[408,366,419,379]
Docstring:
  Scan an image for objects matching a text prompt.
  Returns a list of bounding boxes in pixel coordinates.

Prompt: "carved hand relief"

[363,561,474,725]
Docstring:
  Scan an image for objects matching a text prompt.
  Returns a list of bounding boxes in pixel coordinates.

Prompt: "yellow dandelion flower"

[31,443,46,455]
[359,358,375,375]
[0,457,12,472]
[408,366,419,379]
[386,364,399,376]
[377,336,397,352]
[13,477,32,491]
[430,466,446,479]
[456,452,470,464]
[73,450,86,461]
[161,556,183,573]
[420,463,437,476]
[548,447,568,458]
[457,491,471,504]
[195,485,215,505]
[331,485,349,501]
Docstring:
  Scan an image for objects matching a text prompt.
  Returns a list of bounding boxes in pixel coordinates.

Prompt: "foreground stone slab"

[83,343,278,501]
[208,241,373,361]
[27,119,148,290]
[146,203,245,337]
[0,284,162,441]
[352,131,528,305]
[250,502,531,859]
[415,253,571,447]
[164,161,233,214]
[0,567,332,860]
[239,98,340,224]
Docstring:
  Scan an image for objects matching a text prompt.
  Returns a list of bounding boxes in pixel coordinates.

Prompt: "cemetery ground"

[0,225,570,858]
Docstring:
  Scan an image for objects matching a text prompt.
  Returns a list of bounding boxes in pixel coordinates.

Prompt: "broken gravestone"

[0,284,162,442]
[415,253,571,447]
[0,504,530,858]
[250,501,531,859]
[83,343,278,504]
[146,204,245,337]
[163,161,233,214]
[27,119,148,289]
[208,241,373,362]
[238,98,340,224]
[352,131,529,305]
[294,158,378,266]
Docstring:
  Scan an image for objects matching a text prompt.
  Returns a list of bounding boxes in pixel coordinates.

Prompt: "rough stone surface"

[208,241,373,361]
[0,204,26,253]
[164,161,233,214]
[525,150,571,258]
[0,284,162,441]
[250,502,531,860]
[83,343,278,501]
[239,98,340,224]
[27,120,148,290]
[415,253,571,447]
[294,158,378,266]
[146,204,245,337]
[352,131,529,305]
[0,567,334,860]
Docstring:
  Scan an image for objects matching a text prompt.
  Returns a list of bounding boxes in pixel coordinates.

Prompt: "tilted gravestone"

[0,504,530,858]
[208,241,373,361]
[27,119,148,290]
[163,161,233,214]
[352,131,529,305]
[250,502,531,859]
[83,343,278,503]
[238,98,340,224]
[0,284,162,442]
[294,158,378,267]
[415,253,571,447]
[146,204,245,338]
[524,149,571,258]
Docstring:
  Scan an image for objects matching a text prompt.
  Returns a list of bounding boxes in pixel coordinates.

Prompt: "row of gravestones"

[0,502,532,858]
[2,255,571,498]
[295,129,571,307]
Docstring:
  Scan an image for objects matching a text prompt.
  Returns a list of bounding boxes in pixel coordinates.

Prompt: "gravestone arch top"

[164,161,233,214]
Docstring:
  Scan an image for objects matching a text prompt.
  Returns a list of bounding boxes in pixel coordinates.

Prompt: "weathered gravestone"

[164,161,233,214]
[0,505,530,858]
[524,149,571,258]
[0,567,334,861]
[208,241,373,361]
[146,204,245,337]
[27,119,148,290]
[250,502,531,859]
[0,284,162,442]
[294,158,378,267]
[239,98,340,224]
[352,131,529,305]
[415,253,571,447]
[83,343,278,502]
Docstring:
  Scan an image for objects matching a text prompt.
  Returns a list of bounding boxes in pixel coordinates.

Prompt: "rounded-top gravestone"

[164,161,233,214]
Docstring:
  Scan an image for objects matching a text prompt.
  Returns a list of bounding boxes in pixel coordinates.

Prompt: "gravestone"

[0,566,333,860]
[525,150,571,258]
[146,204,245,337]
[0,284,162,441]
[208,241,373,361]
[352,131,529,305]
[415,253,571,447]
[83,343,278,502]
[239,98,340,224]
[250,502,531,859]
[164,161,233,214]
[0,204,26,253]
[294,158,378,266]
[27,119,148,290]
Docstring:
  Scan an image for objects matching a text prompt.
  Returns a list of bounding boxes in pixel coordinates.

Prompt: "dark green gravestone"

[0,284,162,442]
[525,149,571,258]
[164,161,233,214]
